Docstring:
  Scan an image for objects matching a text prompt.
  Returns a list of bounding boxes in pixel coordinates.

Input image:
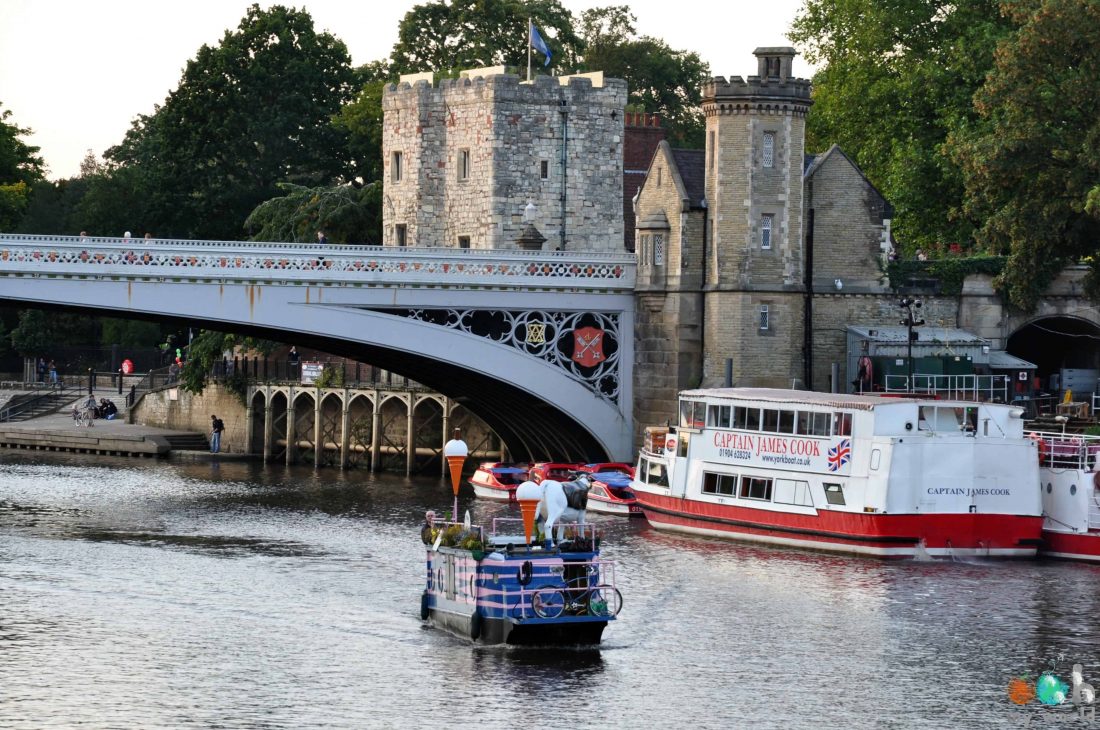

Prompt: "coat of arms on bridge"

[380,308,622,404]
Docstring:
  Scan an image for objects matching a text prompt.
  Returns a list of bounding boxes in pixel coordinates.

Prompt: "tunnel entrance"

[1007,316,1100,397]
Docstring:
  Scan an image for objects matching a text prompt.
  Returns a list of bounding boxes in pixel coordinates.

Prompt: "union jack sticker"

[827,438,851,472]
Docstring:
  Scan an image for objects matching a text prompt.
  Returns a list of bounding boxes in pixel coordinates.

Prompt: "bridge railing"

[0,234,636,291]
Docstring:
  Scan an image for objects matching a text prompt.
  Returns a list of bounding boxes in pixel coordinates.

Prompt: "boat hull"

[470,481,516,502]
[426,605,606,645]
[1040,529,1100,562]
[638,492,1042,558]
[587,497,643,517]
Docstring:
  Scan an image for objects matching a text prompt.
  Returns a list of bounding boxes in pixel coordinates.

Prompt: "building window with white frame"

[761,214,773,249]
[653,233,665,266]
[458,149,470,181]
[759,305,770,331]
[391,151,403,182]
[762,132,775,168]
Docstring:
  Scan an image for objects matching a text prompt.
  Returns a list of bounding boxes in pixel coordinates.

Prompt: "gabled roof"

[805,144,894,217]
[671,149,705,209]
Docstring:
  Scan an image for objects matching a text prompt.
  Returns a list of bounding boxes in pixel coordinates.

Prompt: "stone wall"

[131,384,246,452]
[382,70,626,252]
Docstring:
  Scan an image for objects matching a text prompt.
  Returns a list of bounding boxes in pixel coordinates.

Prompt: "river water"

[2,452,1099,729]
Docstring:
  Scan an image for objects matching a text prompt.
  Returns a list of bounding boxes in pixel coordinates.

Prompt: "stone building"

[381,68,626,252]
[633,47,896,424]
[622,112,666,251]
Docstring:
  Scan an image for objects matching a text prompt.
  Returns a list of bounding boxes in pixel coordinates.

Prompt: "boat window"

[870,449,881,471]
[823,483,846,505]
[833,412,852,436]
[680,400,705,429]
[702,471,737,496]
[957,406,978,433]
[778,410,795,434]
[678,433,690,457]
[774,478,813,507]
[735,406,760,430]
[797,411,831,436]
[708,404,732,428]
[739,475,773,501]
[641,457,669,488]
[762,409,780,432]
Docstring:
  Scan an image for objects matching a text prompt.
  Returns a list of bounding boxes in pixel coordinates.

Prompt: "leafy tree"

[101,319,164,349]
[9,310,52,357]
[245,181,382,243]
[789,0,1014,252]
[180,330,279,396]
[390,0,582,74]
[16,177,91,235]
[107,4,356,241]
[335,79,387,185]
[0,102,46,230]
[579,7,709,147]
[949,0,1100,310]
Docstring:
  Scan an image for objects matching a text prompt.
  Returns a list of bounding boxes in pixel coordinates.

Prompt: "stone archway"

[1007,315,1100,395]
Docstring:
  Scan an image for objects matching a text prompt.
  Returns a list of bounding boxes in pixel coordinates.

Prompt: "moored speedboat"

[579,463,642,516]
[631,388,1044,558]
[468,462,529,501]
[1028,431,1100,562]
[419,510,621,645]
[529,462,585,484]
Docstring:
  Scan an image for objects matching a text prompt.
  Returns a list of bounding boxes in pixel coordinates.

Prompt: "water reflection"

[2,450,1100,728]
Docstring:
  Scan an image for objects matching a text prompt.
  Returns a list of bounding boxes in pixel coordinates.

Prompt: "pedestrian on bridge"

[210,415,225,454]
[317,230,328,244]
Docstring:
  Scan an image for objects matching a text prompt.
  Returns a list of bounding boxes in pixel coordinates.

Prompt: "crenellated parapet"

[703,47,812,117]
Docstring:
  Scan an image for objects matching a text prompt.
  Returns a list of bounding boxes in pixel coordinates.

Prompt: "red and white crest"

[572,327,606,367]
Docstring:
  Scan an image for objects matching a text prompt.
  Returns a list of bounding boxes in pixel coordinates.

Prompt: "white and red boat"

[468,462,530,501]
[1028,432,1100,562]
[529,462,584,485]
[631,388,1044,558]
[579,463,643,516]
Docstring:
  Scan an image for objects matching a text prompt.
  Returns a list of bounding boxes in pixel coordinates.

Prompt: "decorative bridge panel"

[387,308,622,405]
[0,234,635,291]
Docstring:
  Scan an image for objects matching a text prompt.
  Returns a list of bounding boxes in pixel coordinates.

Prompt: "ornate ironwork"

[391,308,622,404]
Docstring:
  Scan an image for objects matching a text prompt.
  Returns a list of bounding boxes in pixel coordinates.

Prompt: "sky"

[0,0,812,180]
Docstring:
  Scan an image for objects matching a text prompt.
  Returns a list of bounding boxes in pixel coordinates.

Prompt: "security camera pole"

[899,297,925,392]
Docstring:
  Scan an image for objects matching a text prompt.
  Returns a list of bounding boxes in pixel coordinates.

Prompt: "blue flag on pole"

[530,24,552,67]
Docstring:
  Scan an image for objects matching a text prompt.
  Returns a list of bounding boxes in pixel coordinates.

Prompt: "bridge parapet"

[0,234,635,291]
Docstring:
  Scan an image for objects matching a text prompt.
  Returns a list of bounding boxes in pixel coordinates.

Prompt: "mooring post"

[406,395,415,477]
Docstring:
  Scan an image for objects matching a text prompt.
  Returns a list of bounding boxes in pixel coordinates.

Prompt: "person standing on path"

[210,415,225,453]
[316,231,328,245]
[48,360,58,385]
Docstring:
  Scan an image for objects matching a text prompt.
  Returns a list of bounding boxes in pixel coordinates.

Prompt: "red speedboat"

[529,462,585,484]
[579,463,642,517]
[468,462,530,502]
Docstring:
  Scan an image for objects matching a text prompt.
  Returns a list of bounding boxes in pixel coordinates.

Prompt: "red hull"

[638,492,1042,558]
[1040,529,1100,562]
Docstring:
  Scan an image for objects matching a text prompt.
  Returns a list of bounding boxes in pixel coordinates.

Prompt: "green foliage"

[0,102,45,187]
[948,0,1100,311]
[244,181,381,243]
[579,7,709,147]
[15,177,91,235]
[101,318,163,348]
[0,181,29,231]
[9,310,51,357]
[390,0,582,74]
[789,0,1013,253]
[313,365,345,389]
[180,330,279,395]
[885,255,1007,296]
[107,4,356,241]
[335,81,387,184]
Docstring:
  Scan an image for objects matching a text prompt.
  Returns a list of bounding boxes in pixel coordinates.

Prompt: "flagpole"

[527,18,532,82]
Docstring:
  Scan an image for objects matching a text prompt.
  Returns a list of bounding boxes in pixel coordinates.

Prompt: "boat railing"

[883,374,1010,403]
[502,558,620,620]
[488,517,598,544]
[1026,431,1100,470]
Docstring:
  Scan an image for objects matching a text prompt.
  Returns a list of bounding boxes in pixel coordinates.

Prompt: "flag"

[530,24,552,67]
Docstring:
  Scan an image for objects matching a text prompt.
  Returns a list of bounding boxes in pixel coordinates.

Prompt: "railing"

[882,374,1010,402]
[1026,431,1100,471]
[218,358,425,389]
[488,517,599,545]
[0,233,636,290]
[0,384,69,422]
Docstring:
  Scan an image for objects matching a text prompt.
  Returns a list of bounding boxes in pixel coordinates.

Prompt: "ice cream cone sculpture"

[443,429,469,497]
[515,480,543,545]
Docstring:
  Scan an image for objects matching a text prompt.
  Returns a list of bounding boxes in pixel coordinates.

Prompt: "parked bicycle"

[530,578,623,619]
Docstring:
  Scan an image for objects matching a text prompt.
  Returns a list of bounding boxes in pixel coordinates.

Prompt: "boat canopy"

[490,466,528,474]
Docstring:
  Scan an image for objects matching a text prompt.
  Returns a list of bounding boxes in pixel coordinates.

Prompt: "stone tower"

[702,48,812,387]
[381,68,626,252]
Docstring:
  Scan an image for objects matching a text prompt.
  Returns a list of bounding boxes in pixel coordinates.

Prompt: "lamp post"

[899,297,925,392]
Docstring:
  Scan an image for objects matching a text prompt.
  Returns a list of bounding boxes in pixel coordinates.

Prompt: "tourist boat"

[419,513,622,645]
[468,462,530,501]
[631,388,1044,558]
[578,463,643,516]
[1027,431,1100,562]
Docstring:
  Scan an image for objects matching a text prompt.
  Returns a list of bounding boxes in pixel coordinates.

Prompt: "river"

[2,452,1098,728]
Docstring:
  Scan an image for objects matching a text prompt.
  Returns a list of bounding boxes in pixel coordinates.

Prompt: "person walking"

[210,415,225,454]
[316,230,328,245]
[48,360,58,385]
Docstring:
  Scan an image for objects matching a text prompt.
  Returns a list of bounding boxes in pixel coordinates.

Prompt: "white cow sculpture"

[518,477,589,546]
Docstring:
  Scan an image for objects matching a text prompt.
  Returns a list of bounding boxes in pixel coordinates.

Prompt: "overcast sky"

[0,0,811,180]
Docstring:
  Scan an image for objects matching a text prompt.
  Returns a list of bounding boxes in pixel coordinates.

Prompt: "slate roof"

[671,149,706,208]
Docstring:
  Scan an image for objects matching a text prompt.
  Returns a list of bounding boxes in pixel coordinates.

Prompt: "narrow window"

[762,132,775,168]
[540,160,549,179]
[457,235,470,249]
[761,214,773,249]
[759,305,770,331]
[395,224,407,247]
[708,131,715,171]
[391,151,403,182]
[656,167,662,187]
[652,233,665,266]
[458,149,470,181]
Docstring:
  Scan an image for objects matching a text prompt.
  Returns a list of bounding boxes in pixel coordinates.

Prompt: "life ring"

[420,591,430,620]
[469,611,481,641]
[666,437,677,453]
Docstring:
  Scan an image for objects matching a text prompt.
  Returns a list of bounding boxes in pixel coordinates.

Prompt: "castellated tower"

[702,47,812,387]
[381,69,626,251]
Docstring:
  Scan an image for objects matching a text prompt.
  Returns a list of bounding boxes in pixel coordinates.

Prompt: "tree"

[107,4,356,241]
[0,102,46,230]
[390,0,582,74]
[949,0,1100,310]
[579,7,709,147]
[9,310,52,357]
[789,0,1014,252]
[245,181,382,243]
